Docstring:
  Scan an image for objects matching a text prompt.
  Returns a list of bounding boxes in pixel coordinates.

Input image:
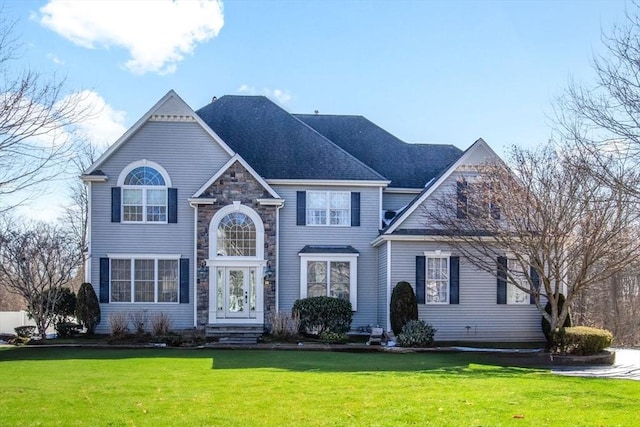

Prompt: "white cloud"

[70,90,127,148]
[236,84,293,105]
[38,0,224,75]
[47,53,64,65]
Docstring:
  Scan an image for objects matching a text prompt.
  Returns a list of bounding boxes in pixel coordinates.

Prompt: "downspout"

[386,240,392,333]
[191,202,198,328]
[275,203,283,312]
[85,181,92,283]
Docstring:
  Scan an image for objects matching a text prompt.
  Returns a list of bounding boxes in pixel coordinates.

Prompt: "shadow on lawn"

[0,347,545,377]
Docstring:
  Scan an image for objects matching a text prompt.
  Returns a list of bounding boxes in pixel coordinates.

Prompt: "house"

[81,90,544,342]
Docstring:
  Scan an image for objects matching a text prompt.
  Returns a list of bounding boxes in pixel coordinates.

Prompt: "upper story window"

[217,212,257,256]
[117,161,172,224]
[306,191,350,226]
[456,178,500,220]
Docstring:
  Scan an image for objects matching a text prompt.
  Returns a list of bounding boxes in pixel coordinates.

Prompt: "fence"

[0,311,36,335]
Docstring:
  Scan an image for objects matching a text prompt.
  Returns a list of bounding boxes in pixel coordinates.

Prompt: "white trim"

[275,204,282,312]
[85,181,92,283]
[371,233,498,247]
[298,253,359,310]
[107,253,181,259]
[386,240,392,333]
[192,204,198,328]
[85,90,235,174]
[266,179,390,187]
[257,198,285,207]
[383,187,422,194]
[188,197,217,207]
[384,138,500,234]
[117,159,172,187]
[305,190,351,226]
[378,187,383,230]
[192,154,281,199]
[209,203,265,260]
[80,174,108,182]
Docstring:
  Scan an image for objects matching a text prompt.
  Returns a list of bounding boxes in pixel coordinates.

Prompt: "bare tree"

[426,143,640,335]
[0,13,90,213]
[0,221,82,339]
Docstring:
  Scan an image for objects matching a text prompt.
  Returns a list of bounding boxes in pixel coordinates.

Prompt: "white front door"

[218,267,257,319]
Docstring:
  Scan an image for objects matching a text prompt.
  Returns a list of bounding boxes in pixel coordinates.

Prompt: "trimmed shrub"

[55,322,82,337]
[292,296,353,336]
[551,326,613,355]
[396,320,437,348]
[390,281,418,335]
[14,325,36,338]
[151,313,172,336]
[541,293,572,342]
[76,283,101,334]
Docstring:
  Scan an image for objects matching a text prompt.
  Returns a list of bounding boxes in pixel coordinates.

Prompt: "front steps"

[206,324,264,345]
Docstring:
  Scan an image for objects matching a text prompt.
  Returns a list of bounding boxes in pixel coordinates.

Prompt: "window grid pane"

[330,261,350,301]
[507,259,529,304]
[217,213,256,256]
[307,261,327,297]
[158,260,178,303]
[134,259,155,302]
[122,166,167,223]
[426,257,448,303]
[110,259,131,302]
[306,191,350,226]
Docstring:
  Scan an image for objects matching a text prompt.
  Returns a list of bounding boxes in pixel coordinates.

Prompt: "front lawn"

[0,347,636,426]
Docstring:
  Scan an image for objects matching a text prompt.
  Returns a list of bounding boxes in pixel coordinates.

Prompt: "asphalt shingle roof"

[294,114,463,188]
[196,96,386,182]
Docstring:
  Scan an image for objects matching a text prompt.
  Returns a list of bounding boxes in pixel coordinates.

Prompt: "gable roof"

[294,114,463,188]
[195,96,387,182]
[378,138,500,238]
[192,154,281,199]
[84,90,235,175]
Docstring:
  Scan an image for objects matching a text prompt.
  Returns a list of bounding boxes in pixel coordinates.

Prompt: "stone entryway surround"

[195,160,277,327]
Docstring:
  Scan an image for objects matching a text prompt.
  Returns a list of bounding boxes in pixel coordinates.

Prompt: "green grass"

[0,347,637,426]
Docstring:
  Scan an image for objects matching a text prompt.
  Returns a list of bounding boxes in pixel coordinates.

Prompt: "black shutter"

[296,191,306,226]
[456,180,467,219]
[180,258,189,304]
[449,256,460,304]
[99,258,110,303]
[111,187,121,223]
[351,192,360,226]
[490,201,501,220]
[530,266,540,304]
[416,256,426,304]
[497,256,507,304]
[168,188,178,223]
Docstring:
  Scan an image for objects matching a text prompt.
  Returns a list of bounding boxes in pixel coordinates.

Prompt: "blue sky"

[2,0,630,220]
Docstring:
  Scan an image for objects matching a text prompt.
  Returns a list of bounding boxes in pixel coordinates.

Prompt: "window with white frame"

[216,212,256,256]
[507,258,529,304]
[110,257,179,303]
[122,166,168,223]
[426,254,450,304]
[299,253,358,309]
[306,191,350,226]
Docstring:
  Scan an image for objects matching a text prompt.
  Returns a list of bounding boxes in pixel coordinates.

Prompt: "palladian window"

[122,166,167,223]
[216,212,256,256]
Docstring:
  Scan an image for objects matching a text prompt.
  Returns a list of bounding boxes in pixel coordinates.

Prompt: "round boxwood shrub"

[390,281,418,335]
[292,296,353,336]
[396,320,437,348]
[76,282,101,334]
[541,293,572,342]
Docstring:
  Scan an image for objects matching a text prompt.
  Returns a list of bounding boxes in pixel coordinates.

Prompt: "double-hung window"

[425,254,450,304]
[306,191,350,226]
[299,248,358,309]
[109,257,179,303]
[507,258,529,304]
[122,166,168,223]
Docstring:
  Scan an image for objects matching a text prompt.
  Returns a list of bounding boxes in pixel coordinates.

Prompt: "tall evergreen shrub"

[76,282,101,334]
[390,281,418,335]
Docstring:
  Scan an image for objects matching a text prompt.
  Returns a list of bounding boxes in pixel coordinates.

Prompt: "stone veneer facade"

[195,161,278,327]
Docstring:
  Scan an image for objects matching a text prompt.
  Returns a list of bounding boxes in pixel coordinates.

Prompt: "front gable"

[378,138,502,239]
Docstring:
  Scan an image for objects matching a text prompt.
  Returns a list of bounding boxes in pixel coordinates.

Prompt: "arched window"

[216,212,256,256]
[118,161,171,223]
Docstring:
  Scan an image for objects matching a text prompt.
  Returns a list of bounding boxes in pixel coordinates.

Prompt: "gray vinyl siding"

[377,243,388,328]
[89,120,232,333]
[401,170,473,229]
[390,241,544,342]
[382,192,418,211]
[274,185,383,329]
